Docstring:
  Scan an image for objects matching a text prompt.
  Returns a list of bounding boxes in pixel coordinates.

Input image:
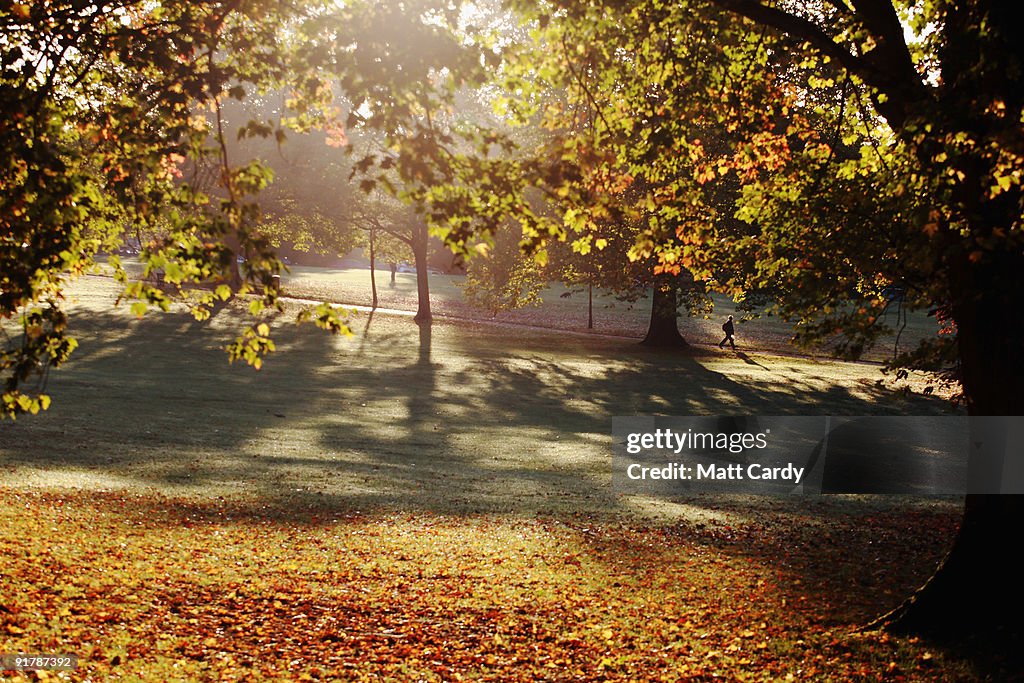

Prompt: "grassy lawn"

[114,258,941,362]
[276,264,940,363]
[1,276,1000,681]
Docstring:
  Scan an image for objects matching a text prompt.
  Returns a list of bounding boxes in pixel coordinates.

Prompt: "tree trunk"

[641,283,687,347]
[873,272,1024,638]
[710,0,1024,642]
[369,227,378,310]
[588,283,594,330]
[876,495,1024,638]
[390,262,397,286]
[224,234,243,288]
[878,251,1024,638]
[229,259,242,288]
[412,224,431,323]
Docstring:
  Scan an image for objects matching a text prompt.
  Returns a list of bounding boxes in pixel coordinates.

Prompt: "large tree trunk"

[879,252,1024,638]
[877,495,1024,638]
[641,282,687,347]
[412,223,431,323]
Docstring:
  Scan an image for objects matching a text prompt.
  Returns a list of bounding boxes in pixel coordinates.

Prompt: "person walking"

[719,314,736,350]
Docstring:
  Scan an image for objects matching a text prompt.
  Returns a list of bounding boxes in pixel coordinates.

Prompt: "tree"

[416,1,765,347]
[225,95,362,267]
[349,192,415,310]
[544,218,710,343]
[361,212,413,308]
[1,0,490,417]
[469,0,1023,637]
[1,0,301,416]
[462,225,545,317]
[689,0,1024,638]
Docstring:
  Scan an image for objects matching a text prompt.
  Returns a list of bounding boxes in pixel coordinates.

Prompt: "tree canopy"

[0,0,489,417]
[460,0,1023,635]
[414,0,1022,416]
[6,0,1021,416]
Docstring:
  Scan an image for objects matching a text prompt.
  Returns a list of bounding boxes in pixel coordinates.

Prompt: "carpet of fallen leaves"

[0,489,994,681]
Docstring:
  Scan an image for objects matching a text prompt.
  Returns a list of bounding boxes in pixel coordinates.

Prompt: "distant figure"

[719,315,736,350]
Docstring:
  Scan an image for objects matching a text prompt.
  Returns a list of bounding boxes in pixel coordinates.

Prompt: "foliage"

[1,0,489,418]
[462,226,545,316]
[380,0,1022,407]
[0,0,310,417]
[218,94,364,261]
[705,1,1023,415]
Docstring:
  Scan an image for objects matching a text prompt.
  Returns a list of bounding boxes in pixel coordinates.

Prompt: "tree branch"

[710,0,865,76]
[560,35,614,135]
[822,0,855,15]
[709,0,931,128]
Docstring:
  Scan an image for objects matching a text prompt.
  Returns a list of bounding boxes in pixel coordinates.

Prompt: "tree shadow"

[0,306,340,490]
[2,305,957,514]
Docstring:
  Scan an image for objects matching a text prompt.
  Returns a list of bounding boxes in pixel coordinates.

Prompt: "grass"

[1,276,953,509]
[1,276,1000,681]
[114,258,942,362]
[277,264,940,362]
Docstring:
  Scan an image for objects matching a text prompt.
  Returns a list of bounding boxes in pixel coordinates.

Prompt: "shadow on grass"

[1,306,956,516]
[735,350,771,370]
